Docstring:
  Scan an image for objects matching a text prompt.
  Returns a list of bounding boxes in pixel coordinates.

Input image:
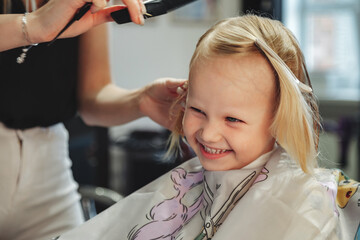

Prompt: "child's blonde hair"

[169,14,320,174]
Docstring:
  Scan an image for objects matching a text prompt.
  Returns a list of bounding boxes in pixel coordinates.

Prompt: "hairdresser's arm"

[0,0,145,52]
[77,24,185,130]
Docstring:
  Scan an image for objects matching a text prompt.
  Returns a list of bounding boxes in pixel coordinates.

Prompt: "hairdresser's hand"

[139,78,187,130]
[27,0,145,43]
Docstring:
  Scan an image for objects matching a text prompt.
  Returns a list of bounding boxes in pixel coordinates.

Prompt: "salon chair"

[322,116,358,169]
[78,185,123,220]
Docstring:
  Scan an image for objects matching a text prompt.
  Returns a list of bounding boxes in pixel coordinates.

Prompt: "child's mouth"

[199,143,232,159]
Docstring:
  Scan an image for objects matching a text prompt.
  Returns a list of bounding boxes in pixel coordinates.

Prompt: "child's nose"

[199,121,222,143]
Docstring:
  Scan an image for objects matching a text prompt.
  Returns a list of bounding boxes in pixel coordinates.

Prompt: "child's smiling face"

[183,53,277,171]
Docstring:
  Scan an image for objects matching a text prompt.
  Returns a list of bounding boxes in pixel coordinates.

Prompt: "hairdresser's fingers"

[169,79,188,110]
[175,81,188,95]
[88,0,107,13]
[165,79,188,95]
[138,0,147,14]
[138,78,187,130]
[122,0,145,25]
[92,5,127,24]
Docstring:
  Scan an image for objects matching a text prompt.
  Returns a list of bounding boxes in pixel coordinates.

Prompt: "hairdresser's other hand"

[27,0,145,43]
[139,78,187,130]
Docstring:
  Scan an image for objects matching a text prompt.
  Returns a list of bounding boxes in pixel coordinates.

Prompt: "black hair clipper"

[111,0,198,24]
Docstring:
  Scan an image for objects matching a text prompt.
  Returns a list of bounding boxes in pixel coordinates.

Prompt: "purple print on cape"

[128,167,204,240]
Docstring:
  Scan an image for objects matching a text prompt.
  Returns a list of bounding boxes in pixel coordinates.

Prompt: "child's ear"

[180,101,186,111]
[181,92,188,112]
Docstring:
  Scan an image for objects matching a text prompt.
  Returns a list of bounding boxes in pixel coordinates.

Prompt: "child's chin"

[200,159,229,171]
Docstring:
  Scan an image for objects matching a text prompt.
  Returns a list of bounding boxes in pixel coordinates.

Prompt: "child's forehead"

[190,52,271,73]
[189,54,276,92]
[187,54,277,110]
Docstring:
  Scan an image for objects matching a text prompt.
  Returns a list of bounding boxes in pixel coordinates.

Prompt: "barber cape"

[59,146,360,240]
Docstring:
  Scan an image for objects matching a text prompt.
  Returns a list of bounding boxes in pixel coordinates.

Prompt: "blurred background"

[66,0,360,208]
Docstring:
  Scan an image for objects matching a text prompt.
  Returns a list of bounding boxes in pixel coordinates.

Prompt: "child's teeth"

[203,145,227,154]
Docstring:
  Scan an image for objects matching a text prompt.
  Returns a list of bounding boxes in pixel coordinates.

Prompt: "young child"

[57,14,360,240]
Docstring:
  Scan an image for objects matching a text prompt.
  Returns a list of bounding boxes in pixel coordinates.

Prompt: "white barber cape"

[58,146,360,240]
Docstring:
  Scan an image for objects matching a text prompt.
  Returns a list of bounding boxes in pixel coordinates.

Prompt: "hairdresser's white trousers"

[0,123,84,240]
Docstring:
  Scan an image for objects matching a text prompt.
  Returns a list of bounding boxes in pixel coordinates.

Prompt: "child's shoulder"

[245,148,360,239]
[252,147,337,219]
[254,146,326,191]
[220,148,340,239]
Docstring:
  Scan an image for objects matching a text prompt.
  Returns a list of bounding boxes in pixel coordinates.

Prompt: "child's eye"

[226,117,243,123]
[190,107,206,115]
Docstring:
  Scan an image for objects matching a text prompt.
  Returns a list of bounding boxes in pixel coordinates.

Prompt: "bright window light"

[283,0,360,101]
